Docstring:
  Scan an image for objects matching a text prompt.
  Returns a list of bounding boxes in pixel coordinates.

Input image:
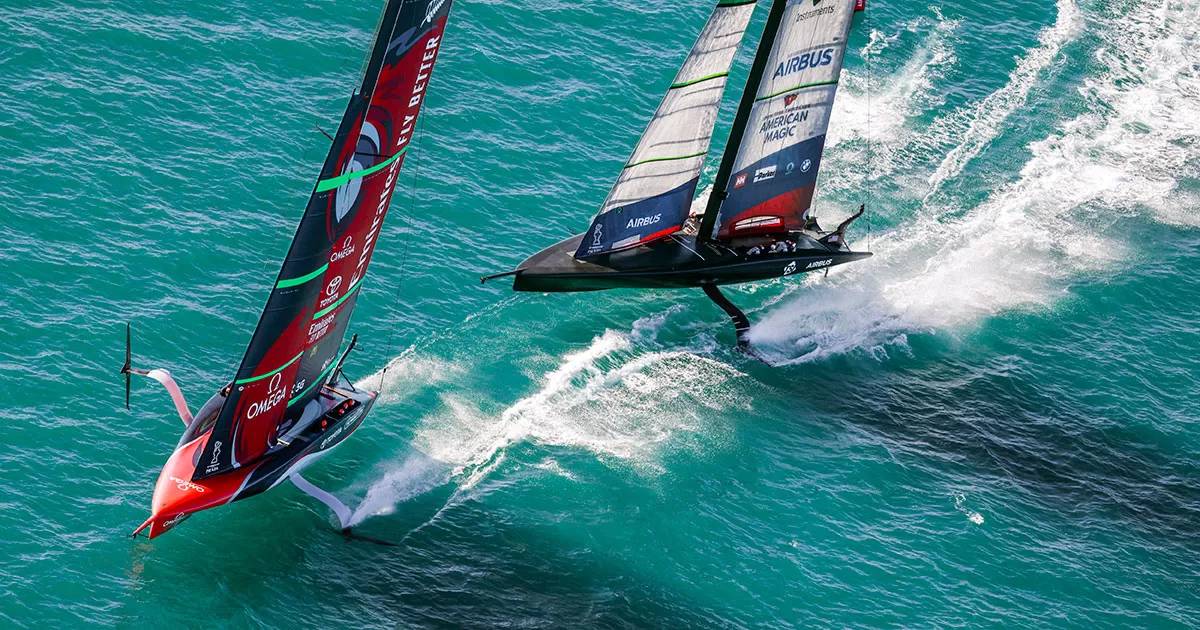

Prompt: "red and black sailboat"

[123,0,456,540]
[487,0,871,348]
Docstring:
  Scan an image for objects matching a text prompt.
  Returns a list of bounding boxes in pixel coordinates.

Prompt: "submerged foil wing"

[195,0,455,479]
[575,0,758,259]
[711,0,858,239]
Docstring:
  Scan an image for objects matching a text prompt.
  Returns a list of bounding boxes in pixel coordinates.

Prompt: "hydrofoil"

[123,0,457,540]
[488,0,872,350]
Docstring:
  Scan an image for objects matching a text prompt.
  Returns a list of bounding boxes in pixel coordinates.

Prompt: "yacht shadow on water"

[766,348,1200,559]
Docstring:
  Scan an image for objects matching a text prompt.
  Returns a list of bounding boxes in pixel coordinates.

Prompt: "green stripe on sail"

[276,263,329,289]
[756,79,839,102]
[311,277,363,321]
[287,359,339,408]
[314,146,408,193]
[624,150,708,170]
[670,72,729,90]
[235,352,303,385]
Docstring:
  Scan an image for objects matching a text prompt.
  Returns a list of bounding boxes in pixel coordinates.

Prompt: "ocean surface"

[1,0,1197,627]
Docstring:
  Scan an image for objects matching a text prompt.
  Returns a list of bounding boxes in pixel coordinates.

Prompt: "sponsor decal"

[806,258,834,270]
[626,214,662,230]
[733,216,784,232]
[794,3,836,23]
[246,373,287,421]
[801,159,813,173]
[784,94,801,107]
[753,165,777,183]
[316,275,344,309]
[318,408,363,450]
[330,236,355,262]
[161,513,190,531]
[784,262,798,275]
[734,173,748,189]
[308,312,337,343]
[773,48,835,80]
[325,276,343,297]
[348,33,443,291]
[760,109,810,142]
[786,162,796,175]
[170,476,206,493]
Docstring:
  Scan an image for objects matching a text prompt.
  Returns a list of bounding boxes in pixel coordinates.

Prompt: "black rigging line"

[866,0,874,254]
[378,103,430,393]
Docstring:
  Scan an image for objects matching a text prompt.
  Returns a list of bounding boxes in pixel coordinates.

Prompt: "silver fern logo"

[424,0,447,25]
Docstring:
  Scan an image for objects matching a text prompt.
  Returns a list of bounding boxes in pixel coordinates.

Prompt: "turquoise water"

[2,0,1198,626]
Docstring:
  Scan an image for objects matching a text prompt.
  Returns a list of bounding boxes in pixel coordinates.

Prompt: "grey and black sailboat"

[486,0,871,348]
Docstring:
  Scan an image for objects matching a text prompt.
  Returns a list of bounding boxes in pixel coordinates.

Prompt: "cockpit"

[180,385,229,447]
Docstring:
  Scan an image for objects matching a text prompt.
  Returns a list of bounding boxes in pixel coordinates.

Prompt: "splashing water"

[955,493,986,526]
[350,313,746,525]
[925,0,1083,198]
[750,0,1197,364]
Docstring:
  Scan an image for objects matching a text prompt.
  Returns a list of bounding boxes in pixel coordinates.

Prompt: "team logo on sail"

[760,109,810,142]
[424,0,447,25]
[336,123,384,224]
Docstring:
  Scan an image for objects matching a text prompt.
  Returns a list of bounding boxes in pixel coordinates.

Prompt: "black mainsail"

[196,0,455,479]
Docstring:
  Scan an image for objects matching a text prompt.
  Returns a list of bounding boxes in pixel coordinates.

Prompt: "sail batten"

[574,1,758,259]
[704,0,860,241]
[194,0,455,480]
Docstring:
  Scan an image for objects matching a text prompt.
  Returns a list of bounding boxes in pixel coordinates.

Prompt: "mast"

[194,0,456,480]
[573,0,759,259]
[698,0,788,243]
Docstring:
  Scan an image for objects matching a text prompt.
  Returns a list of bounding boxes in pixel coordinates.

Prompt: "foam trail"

[1070,0,1200,227]
[925,0,1081,198]
[954,493,986,526]
[818,11,962,214]
[830,11,960,152]
[349,313,745,524]
[752,0,1198,362]
[356,354,462,405]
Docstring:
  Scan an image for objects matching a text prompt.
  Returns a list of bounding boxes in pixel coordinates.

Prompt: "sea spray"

[749,0,1198,363]
[925,0,1082,199]
[349,317,745,524]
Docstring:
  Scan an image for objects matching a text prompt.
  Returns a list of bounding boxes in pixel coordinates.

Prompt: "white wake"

[349,313,745,525]
[751,0,1199,363]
